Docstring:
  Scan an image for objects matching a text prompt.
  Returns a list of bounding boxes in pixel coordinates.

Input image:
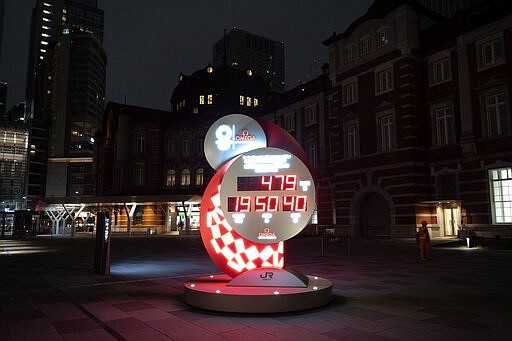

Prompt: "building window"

[377,28,388,48]
[430,57,451,85]
[181,168,191,186]
[183,138,190,155]
[247,97,252,106]
[483,89,509,137]
[344,120,359,159]
[199,95,205,105]
[344,43,355,64]
[134,210,143,225]
[135,163,144,186]
[432,103,455,146]
[197,139,204,154]
[306,141,318,169]
[166,169,176,186]
[135,131,145,153]
[195,168,204,186]
[253,98,259,107]
[377,113,395,152]
[284,113,295,132]
[375,67,393,94]
[489,167,512,223]
[477,37,504,70]
[239,95,245,106]
[304,104,317,126]
[342,80,357,106]
[207,94,213,104]
[167,138,175,155]
[359,36,371,56]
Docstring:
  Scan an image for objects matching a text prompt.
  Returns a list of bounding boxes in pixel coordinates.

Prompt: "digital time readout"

[237,175,297,191]
[227,195,308,212]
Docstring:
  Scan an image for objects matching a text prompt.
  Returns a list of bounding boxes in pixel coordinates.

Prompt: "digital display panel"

[220,147,316,244]
[237,175,297,191]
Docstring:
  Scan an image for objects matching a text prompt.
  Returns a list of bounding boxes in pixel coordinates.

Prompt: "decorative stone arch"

[351,186,395,237]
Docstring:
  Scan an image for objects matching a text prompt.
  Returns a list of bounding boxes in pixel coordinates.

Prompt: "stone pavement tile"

[3,308,45,321]
[331,315,393,333]
[322,326,395,341]
[62,328,118,341]
[269,315,342,334]
[40,302,88,322]
[376,326,435,341]
[127,308,173,322]
[141,295,186,312]
[113,300,154,312]
[189,315,246,334]
[147,316,198,335]
[380,315,443,332]
[332,306,396,321]
[267,325,339,340]
[96,291,135,304]
[160,323,227,341]
[105,316,147,333]
[219,326,281,341]
[6,318,61,339]
[227,315,290,332]
[120,327,173,341]
[169,308,209,321]
[52,317,100,334]
[80,301,130,321]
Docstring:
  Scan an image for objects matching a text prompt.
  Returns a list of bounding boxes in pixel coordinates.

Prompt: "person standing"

[418,220,431,260]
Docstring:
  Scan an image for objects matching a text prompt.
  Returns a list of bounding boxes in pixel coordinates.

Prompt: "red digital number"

[267,196,279,211]
[285,175,297,190]
[295,196,307,211]
[261,176,272,191]
[255,196,267,212]
[282,196,295,211]
[275,175,285,190]
[236,196,251,212]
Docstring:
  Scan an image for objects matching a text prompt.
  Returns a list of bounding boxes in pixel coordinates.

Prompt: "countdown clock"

[220,147,316,244]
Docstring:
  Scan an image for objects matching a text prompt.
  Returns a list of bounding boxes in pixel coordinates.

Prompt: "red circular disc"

[199,157,284,278]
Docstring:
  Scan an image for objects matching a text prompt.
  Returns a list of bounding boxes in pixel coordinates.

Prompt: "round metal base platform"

[184,274,332,313]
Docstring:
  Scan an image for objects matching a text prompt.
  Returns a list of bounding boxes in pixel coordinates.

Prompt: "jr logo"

[260,271,274,280]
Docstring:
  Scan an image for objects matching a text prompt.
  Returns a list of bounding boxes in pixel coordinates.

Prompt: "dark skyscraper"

[25,0,106,200]
[212,28,285,92]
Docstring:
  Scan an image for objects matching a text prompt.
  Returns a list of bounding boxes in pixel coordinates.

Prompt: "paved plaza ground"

[1,234,511,340]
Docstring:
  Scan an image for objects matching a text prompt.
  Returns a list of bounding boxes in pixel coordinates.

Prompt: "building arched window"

[181,168,191,186]
[195,168,204,186]
[166,169,176,186]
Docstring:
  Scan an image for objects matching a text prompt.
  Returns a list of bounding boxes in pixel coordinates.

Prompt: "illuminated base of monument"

[183,269,332,313]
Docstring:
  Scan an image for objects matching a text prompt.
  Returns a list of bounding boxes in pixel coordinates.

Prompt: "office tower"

[212,28,285,92]
[25,0,105,199]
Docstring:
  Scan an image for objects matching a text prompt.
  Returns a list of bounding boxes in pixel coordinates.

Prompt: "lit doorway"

[437,202,460,236]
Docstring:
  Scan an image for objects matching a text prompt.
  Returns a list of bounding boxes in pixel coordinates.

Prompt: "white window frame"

[431,101,456,146]
[489,167,512,224]
[342,78,358,106]
[135,131,145,153]
[195,168,204,186]
[375,66,393,95]
[344,43,355,64]
[429,57,451,85]
[166,169,176,186]
[376,111,395,152]
[135,163,145,186]
[304,104,317,126]
[359,36,371,56]
[482,87,509,137]
[344,120,359,159]
[181,168,191,186]
[306,140,318,169]
[477,34,505,71]
[377,27,389,48]
[284,113,295,132]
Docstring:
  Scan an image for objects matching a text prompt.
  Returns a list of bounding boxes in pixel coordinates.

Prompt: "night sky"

[1,0,372,111]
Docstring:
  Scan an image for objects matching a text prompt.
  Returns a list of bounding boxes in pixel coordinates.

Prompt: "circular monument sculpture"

[184,114,332,313]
